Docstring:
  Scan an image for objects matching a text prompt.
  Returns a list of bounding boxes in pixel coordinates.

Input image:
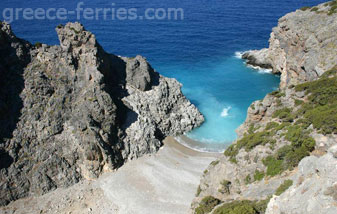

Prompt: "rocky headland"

[192,1,337,214]
[0,21,204,206]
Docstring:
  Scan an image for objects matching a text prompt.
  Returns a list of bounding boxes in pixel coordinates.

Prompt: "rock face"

[192,2,337,214]
[242,2,337,89]
[266,145,337,214]
[0,22,204,206]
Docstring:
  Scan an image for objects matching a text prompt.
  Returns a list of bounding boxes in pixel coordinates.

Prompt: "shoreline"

[174,135,228,153]
[1,137,219,214]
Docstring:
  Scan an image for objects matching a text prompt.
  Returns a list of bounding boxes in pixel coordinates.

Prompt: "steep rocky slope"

[192,1,337,214]
[0,22,204,206]
[242,1,337,89]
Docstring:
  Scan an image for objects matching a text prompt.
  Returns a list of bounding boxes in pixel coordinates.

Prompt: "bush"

[35,42,42,48]
[300,6,311,11]
[275,180,293,196]
[294,99,304,106]
[245,174,252,184]
[196,185,202,197]
[265,122,279,130]
[272,108,294,122]
[210,160,220,166]
[253,170,265,181]
[310,7,319,12]
[263,156,284,176]
[195,196,221,214]
[213,200,257,214]
[295,74,337,134]
[269,91,285,98]
[213,197,272,214]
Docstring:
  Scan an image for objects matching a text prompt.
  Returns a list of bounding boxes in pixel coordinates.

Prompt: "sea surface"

[0,0,326,152]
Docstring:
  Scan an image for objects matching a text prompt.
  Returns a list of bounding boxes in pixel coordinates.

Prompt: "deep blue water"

[1,0,326,151]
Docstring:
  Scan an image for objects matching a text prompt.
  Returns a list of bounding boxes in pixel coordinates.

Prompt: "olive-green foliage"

[328,0,337,15]
[210,160,220,166]
[196,185,202,197]
[269,91,285,98]
[213,201,257,214]
[272,108,294,122]
[275,180,293,196]
[262,124,315,176]
[300,6,311,11]
[219,180,231,194]
[245,174,252,184]
[195,196,221,214]
[262,156,284,176]
[295,71,337,134]
[224,122,286,163]
[294,99,304,106]
[213,197,272,214]
[224,68,337,170]
[254,170,265,181]
[310,7,319,12]
[265,122,279,130]
[35,42,42,48]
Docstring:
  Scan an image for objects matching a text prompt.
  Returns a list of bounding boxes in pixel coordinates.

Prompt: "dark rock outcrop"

[0,22,204,206]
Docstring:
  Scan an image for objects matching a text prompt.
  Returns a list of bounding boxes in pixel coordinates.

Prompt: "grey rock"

[0,22,204,206]
[124,55,154,91]
[244,2,337,88]
[266,145,337,214]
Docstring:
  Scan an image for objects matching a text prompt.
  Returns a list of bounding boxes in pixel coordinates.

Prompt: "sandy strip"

[98,137,219,214]
[0,137,219,214]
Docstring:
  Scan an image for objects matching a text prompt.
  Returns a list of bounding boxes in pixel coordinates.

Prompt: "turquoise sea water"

[0,0,326,151]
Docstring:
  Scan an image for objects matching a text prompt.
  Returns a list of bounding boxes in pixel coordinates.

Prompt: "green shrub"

[310,7,319,12]
[294,99,304,106]
[266,122,279,130]
[272,108,294,122]
[295,74,337,134]
[196,185,202,197]
[210,160,220,166]
[263,156,284,176]
[269,91,285,98]
[275,180,293,196]
[35,42,42,48]
[300,6,311,11]
[195,196,221,214]
[213,197,272,214]
[213,200,257,214]
[328,1,337,15]
[245,174,252,184]
[253,170,265,181]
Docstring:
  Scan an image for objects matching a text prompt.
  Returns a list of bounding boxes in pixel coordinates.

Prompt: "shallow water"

[1,0,326,151]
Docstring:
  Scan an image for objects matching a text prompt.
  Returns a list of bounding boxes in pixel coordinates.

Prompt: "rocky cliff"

[242,1,337,89]
[0,22,204,206]
[192,1,337,214]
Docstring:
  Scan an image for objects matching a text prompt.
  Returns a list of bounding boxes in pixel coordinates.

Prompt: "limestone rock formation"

[243,1,337,88]
[0,22,204,206]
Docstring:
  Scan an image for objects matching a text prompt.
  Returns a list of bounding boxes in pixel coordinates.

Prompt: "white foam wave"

[234,51,244,59]
[221,106,231,117]
[246,64,272,74]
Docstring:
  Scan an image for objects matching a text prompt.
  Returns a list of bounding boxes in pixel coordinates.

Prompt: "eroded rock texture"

[0,22,204,206]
